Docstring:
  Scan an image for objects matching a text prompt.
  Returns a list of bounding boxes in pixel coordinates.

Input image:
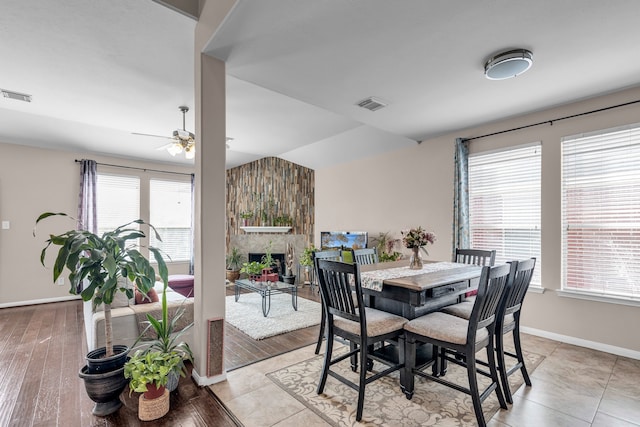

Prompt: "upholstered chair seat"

[334,307,407,337]
[404,312,489,345]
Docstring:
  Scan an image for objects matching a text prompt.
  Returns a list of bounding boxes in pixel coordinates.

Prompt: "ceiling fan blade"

[132,132,174,140]
[156,142,175,151]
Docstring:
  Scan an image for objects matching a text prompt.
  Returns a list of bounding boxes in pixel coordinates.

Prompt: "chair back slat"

[352,248,379,265]
[316,259,362,323]
[455,248,496,266]
[503,258,536,316]
[471,264,511,332]
[313,250,342,261]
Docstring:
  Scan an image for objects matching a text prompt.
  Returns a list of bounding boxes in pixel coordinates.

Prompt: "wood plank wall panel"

[226,157,314,247]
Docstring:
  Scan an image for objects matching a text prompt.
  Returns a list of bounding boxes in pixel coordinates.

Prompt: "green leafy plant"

[240,261,264,276]
[239,211,253,220]
[124,350,182,395]
[261,241,275,268]
[134,287,193,379]
[299,246,319,266]
[225,247,244,271]
[34,212,167,357]
[372,231,403,262]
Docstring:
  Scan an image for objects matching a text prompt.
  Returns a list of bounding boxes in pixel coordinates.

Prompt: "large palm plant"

[35,212,168,357]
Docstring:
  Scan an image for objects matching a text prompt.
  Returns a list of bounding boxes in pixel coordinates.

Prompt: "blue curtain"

[452,138,469,259]
[189,173,195,275]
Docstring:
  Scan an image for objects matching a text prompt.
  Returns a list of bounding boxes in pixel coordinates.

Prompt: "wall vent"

[356,97,387,111]
[1,89,32,102]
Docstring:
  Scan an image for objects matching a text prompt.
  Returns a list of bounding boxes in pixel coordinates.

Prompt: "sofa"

[83,281,195,352]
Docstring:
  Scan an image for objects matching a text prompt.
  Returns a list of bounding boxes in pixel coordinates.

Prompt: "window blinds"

[150,179,192,262]
[96,174,140,236]
[562,125,640,299]
[468,144,542,287]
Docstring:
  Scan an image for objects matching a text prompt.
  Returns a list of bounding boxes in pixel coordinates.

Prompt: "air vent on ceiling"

[356,97,387,111]
[1,89,32,102]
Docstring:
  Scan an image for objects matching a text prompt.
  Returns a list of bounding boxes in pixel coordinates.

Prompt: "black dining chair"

[455,248,497,301]
[315,259,407,422]
[441,258,536,403]
[402,264,511,427]
[313,249,343,354]
[352,247,379,265]
[454,248,497,266]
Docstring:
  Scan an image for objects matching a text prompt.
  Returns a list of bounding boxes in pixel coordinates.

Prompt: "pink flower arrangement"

[401,226,437,250]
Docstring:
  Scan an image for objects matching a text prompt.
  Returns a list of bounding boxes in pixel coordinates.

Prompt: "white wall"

[315,86,640,355]
[0,142,193,307]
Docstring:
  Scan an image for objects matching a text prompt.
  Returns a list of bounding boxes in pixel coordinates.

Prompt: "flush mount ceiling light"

[484,49,533,80]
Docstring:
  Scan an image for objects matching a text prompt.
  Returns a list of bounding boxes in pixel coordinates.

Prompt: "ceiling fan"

[133,106,195,159]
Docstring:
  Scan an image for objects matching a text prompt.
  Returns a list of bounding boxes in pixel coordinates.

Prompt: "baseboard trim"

[0,295,81,309]
[192,368,227,386]
[521,326,640,360]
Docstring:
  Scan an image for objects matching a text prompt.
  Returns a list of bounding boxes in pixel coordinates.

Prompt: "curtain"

[189,173,195,275]
[452,138,469,258]
[77,159,97,292]
[78,159,97,233]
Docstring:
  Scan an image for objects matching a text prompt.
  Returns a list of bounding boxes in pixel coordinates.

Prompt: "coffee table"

[234,279,298,317]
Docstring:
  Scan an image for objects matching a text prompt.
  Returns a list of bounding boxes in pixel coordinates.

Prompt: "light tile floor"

[210,334,640,426]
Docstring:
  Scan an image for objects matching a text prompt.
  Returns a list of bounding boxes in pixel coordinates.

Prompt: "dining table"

[357,259,483,385]
[359,259,483,320]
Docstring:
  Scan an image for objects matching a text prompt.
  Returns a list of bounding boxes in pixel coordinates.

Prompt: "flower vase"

[409,247,423,270]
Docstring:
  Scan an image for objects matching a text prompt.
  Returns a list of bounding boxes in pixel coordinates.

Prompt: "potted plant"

[225,247,244,283]
[240,261,264,281]
[124,350,182,420]
[372,231,403,262]
[239,211,253,226]
[299,245,318,285]
[34,212,168,416]
[134,281,193,392]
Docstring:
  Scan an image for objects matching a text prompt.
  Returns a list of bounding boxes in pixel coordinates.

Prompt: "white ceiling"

[2,0,640,170]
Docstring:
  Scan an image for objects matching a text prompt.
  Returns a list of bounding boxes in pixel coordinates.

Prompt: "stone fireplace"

[229,233,308,283]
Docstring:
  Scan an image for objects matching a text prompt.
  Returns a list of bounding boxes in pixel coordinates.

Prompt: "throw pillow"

[135,288,159,305]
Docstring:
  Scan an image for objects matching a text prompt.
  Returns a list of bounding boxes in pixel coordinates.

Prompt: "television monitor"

[320,231,368,250]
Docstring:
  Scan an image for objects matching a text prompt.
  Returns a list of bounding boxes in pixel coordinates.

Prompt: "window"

[468,144,542,287]
[149,179,192,262]
[562,124,640,300]
[97,174,140,236]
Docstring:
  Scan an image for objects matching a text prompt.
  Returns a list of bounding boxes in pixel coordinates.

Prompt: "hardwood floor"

[0,284,321,426]
[224,283,322,371]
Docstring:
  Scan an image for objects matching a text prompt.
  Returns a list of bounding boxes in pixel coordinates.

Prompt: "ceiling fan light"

[167,143,182,156]
[484,49,533,80]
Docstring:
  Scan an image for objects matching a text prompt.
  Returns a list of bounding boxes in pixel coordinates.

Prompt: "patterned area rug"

[267,347,544,426]
[225,293,321,340]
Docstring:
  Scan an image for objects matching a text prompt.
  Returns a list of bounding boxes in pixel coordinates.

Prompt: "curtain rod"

[74,159,194,177]
[463,98,640,142]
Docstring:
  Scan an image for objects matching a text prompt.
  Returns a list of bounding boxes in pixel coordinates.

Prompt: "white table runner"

[360,262,466,292]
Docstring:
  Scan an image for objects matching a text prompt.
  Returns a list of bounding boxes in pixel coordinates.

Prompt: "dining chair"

[313,249,343,354]
[402,264,511,427]
[315,259,407,422]
[352,247,379,265]
[440,258,536,402]
[454,248,497,266]
[455,248,497,300]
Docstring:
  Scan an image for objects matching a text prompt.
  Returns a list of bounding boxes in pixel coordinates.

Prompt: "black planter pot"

[79,365,128,416]
[86,345,129,374]
[282,275,296,285]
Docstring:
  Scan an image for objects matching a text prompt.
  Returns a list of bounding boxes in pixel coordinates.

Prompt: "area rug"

[225,293,321,340]
[267,348,544,426]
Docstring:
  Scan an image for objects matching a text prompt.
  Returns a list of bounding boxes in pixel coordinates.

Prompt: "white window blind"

[562,124,640,299]
[97,174,140,236]
[150,179,192,262]
[468,144,542,287]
